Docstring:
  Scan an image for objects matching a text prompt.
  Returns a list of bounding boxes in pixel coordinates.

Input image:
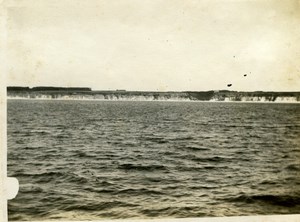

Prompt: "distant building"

[7,86,92,92]
[31,87,92,91]
[7,86,30,91]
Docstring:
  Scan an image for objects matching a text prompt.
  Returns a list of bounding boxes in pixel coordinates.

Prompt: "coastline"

[7,87,300,103]
[7,97,300,104]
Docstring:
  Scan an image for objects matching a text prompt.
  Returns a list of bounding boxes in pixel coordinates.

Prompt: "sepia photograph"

[4,0,300,221]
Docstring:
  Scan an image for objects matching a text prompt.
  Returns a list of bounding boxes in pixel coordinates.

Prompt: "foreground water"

[7,100,300,220]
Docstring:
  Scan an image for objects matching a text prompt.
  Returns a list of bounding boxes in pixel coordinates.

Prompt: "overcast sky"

[6,0,300,91]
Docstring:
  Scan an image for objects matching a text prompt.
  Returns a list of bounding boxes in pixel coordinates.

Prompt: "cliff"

[7,87,300,102]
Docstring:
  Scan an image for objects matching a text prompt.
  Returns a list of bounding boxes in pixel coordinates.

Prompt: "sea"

[7,99,300,220]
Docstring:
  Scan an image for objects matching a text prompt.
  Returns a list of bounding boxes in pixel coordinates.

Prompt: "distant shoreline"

[7,87,300,103]
[6,86,300,94]
[7,97,300,104]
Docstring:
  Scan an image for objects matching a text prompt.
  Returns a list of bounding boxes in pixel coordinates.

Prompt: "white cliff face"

[275,97,298,103]
[240,97,267,102]
[222,96,299,103]
[7,93,190,101]
[7,93,300,103]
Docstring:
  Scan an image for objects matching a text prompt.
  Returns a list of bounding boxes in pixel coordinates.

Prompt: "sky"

[6,0,300,91]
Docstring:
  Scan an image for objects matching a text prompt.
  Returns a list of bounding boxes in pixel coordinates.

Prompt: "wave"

[139,206,207,218]
[191,156,232,163]
[115,188,165,196]
[183,146,210,151]
[285,164,300,171]
[228,193,300,207]
[118,163,167,171]
[84,187,115,194]
[61,201,139,212]
[18,185,44,194]
[13,171,65,178]
[142,136,168,144]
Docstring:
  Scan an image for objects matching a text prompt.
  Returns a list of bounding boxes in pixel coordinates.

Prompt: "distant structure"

[116,89,126,92]
[7,87,30,91]
[7,86,92,92]
[32,87,92,91]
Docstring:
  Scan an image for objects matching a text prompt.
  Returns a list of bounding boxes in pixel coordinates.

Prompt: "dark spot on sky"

[227,84,232,87]
[244,74,247,77]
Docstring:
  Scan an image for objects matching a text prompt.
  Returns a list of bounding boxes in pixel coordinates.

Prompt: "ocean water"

[7,99,300,220]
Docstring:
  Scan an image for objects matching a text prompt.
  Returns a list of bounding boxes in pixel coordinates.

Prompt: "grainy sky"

[6,0,300,91]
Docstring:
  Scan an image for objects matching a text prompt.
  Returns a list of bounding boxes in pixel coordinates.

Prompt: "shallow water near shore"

[7,99,300,220]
